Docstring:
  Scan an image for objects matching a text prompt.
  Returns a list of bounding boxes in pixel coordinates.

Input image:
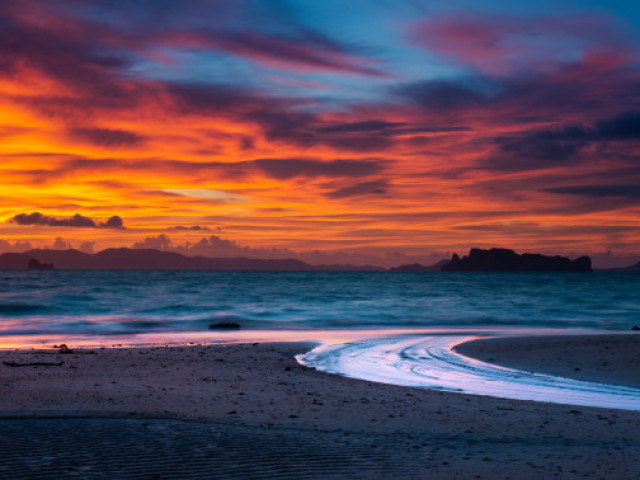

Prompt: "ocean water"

[0,270,639,337]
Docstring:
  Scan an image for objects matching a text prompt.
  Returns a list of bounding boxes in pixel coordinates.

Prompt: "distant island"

[27,258,53,270]
[441,248,592,272]
[599,261,640,273]
[388,260,449,272]
[2,247,638,272]
[0,248,384,271]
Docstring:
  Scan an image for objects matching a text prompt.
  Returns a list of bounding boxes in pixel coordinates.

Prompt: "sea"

[0,270,638,337]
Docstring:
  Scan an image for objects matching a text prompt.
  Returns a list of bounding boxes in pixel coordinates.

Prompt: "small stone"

[209,322,241,330]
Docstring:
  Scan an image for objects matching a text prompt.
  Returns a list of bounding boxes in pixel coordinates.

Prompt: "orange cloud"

[0,3,639,267]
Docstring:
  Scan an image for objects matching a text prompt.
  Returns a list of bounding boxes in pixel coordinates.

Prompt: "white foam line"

[297,335,640,411]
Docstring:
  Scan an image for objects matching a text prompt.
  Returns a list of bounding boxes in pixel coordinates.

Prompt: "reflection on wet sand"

[298,334,640,411]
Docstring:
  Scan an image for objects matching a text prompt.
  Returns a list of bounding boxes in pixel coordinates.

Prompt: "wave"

[0,270,639,334]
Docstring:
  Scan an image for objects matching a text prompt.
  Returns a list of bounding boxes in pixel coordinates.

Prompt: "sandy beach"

[2,335,640,478]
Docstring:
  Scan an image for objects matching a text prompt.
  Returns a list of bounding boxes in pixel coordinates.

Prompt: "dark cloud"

[9,212,125,228]
[238,135,254,151]
[255,114,461,152]
[103,215,124,228]
[396,77,499,111]
[169,225,211,231]
[11,212,96,227]
[485,110,640,170]
[76,0,385,76]
[168,83,262,115]
[542,184,640,200]
[247,108,318,146]
[169,83,414,152]
[318,120,408,134]
[0,13,139,110]
[397,61,640,126]
[487,127,590,169]
[71,128,144,148]
[318,135,394,152]
[44,156,388,182]
[0,0,384,127]
[453,222,540,231]
[453,223,640,236]
[325,180,389,199]
[169,84,372,151]
[182,29,385,77]
[594,111,640,141]
[253,158,385,180]
[316,120,469,135]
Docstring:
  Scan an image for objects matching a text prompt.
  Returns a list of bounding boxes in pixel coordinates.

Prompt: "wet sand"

[455,333,640,388]
[1,337,640,478]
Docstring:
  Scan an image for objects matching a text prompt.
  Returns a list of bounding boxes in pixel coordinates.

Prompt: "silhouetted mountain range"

[0,253,33,269]
[0,249,384,271]
[441,248,592,272]
[1,247,637,272]
[598,261,640,273]
[388,260,449,272]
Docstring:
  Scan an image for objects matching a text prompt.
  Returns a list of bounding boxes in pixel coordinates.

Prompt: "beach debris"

[3,361,64,367]
[53,344,74,354]
[208,322,241,330]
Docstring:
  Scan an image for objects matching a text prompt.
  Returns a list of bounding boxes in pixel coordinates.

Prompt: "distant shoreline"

[0,267,637,273]
[2,247,637,271]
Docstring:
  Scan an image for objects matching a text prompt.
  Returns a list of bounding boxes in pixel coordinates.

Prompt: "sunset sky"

[1,0,639,267]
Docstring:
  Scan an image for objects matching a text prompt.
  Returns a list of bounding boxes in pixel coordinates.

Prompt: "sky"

[1,0,639,267]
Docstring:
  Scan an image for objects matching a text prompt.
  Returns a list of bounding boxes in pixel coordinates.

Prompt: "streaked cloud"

[0,1,639,266]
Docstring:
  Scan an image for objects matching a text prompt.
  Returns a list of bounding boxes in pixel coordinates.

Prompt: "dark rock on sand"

[441,248,592,272]
[3,361,64,367]
[53,344,73,354]
[209,322,241,330]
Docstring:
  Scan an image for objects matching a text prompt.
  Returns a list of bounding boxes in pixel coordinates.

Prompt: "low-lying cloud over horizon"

[9,212,125,229]
[0,233,636,269]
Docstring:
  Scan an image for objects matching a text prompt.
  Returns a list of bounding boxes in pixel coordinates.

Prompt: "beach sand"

[455,333,640,388]
[1,335,640,478]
